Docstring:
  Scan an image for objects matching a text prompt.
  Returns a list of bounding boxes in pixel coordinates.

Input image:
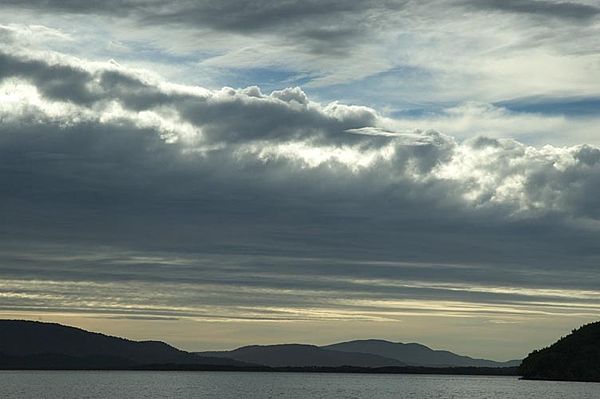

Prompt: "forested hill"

[0,320,246,369]
[519,321,600,382]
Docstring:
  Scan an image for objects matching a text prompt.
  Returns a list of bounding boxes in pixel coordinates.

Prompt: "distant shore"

[0,363,519,376]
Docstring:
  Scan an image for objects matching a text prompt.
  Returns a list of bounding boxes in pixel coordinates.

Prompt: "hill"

[519,321,600,382]
[198,344,406,367]
[0,320,245,369]
[323,339,520,368]
[0,320,521,373]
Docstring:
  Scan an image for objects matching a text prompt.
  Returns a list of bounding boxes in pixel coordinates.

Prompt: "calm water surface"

[1,371,599,398]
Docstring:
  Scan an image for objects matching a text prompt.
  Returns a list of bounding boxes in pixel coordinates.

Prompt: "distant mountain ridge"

[324,339,520,368]
[200,344,406,367]
[197,339,520,368]
[0,320,247,369]
[0,320,520,371]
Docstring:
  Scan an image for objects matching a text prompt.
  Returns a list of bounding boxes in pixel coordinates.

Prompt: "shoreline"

[0,365,519,376]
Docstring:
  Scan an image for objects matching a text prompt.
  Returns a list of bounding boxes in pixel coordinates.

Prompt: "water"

[1,371,599,398]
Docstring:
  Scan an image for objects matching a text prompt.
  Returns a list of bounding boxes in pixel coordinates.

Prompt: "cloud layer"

[2,0,600,103]
[1,16,600,358]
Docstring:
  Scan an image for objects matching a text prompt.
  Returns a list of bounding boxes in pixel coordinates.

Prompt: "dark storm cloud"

[0,51,380,145]
[466,0,600,20]
[9,0,596,35]
[1,48,600,320]
[0,52,100,105]
[0,0,153,15]
[2,0,365,27]
[140,0,395,56]
[145,1,365,33]
[1,0,405,55]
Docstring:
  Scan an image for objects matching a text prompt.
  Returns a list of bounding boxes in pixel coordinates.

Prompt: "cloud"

[388,102,600,146]
[465,0,600,20]
[0,0,390,59]
[2,0,600,104]
[0,44,600,360]
[2,48,600,221]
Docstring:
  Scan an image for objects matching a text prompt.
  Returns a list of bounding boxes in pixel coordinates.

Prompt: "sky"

[0,0,599,361]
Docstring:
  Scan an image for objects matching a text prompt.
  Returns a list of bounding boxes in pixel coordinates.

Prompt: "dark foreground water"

[1,371,599,398]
